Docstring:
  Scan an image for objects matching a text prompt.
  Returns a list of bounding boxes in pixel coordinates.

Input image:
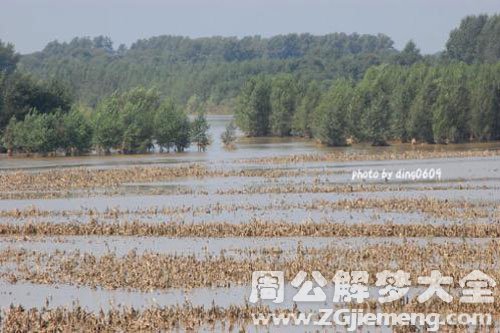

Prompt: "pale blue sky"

[1,0,499,54]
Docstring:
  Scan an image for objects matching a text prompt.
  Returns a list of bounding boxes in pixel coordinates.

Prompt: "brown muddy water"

[0,115,500,332]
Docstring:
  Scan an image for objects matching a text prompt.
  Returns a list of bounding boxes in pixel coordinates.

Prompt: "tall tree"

[62,106,93,154]
[394,40,423,66]
[408,70,438,143]
[312,79,352,146]
[270,74,298,136]
[293,81,321,137]
[477,15,500,63]
[191,108,210,151]
[469,65,500,140]
[235,75,271,136]
[0,39,20,75]
[118,87,160,153]
[359,67,393,146]
[389,64,427,142]
[154,99,178,152]
[446,15,488,64]
[432,65,470,143]
[154,99,191,152]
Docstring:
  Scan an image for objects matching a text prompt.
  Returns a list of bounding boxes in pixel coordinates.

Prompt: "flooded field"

[1,116,500,331]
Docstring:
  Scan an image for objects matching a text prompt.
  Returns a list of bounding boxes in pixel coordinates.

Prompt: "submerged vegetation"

[0,144,498,330]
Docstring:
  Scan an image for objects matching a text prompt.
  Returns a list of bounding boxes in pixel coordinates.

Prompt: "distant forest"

[0,14,500,154]
[18,32,400,107]
[17,14,500,107]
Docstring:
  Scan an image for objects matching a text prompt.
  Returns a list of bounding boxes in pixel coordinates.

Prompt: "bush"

[3,110,57,154]
[221,120,237,147]
[62,106,93,154]
[191,109,210,152]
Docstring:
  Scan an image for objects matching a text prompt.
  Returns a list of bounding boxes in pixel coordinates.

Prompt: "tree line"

[235,62,500,145]
[3,90,211,156]
[17,14,500,109]
[0,40,209,155]
[18,32,402,106]
[2,87,210,155]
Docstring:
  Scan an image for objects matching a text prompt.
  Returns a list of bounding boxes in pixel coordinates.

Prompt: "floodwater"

[0,115,499,331]
[1,115,500,170]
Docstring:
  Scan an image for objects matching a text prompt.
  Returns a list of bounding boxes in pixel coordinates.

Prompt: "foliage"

[234,75,271,136]
[0,39,20,75]
[18,33,397,106]
[153,99,191,152]
[236,62,500,145]
[220,120,237,147]
[292,81,321,137]
[92,94,123,153]
[312,79,352,146]
[190,109,210,151]
[62,106,93,154]
[393,40,423,66]
[269,74,299,136]
[3,110,58,154]
[446,14,500,64]
[0,74,73,128]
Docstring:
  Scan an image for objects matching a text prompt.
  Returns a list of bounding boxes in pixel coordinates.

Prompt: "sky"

[1,0,499,55]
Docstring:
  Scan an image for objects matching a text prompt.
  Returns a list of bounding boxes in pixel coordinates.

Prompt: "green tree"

[359,67,392,146]
[191,108,210,151]
[8,111,58,154]
[293,81,321,137]
[394,41,423,66]
[312,79,352,146]
[2,117,17,152]
[408,70,438,143]
[221,120,237,147]
[432,65,470,143]
[446,15,488,64]
[235,75,271,136]
[270,74,298,136]
[118,88,160,153]
[154,99,178,152]
[173,114,191,152]
[1,74,73,128]
[62,106,93,154]
[0,39,20,75]
[92,96,123,154]
[154,99,191,152]
[469,66,500,140]
[389,64,427,142]
[477,15,500,63]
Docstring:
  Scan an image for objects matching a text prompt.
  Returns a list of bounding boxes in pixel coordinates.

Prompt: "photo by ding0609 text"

[352,168,442,181]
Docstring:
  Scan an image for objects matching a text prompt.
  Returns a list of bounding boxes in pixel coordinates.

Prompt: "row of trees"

[235,62,500,145]
[2,87,210,155]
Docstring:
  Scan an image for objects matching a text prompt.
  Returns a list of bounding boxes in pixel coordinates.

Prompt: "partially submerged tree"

[191,108,210,152]
[221,120,237,148]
